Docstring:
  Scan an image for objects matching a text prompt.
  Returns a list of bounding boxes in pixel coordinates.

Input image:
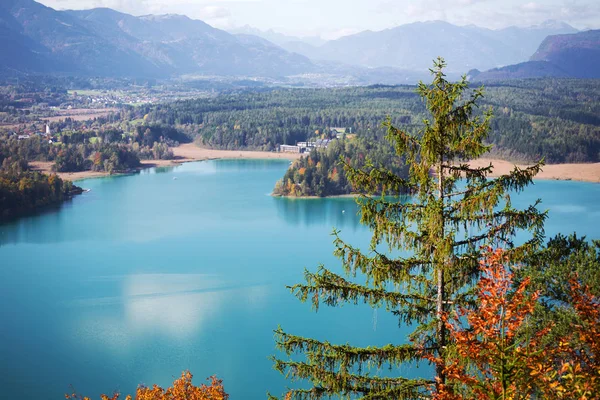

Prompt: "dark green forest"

[141,79,600,163]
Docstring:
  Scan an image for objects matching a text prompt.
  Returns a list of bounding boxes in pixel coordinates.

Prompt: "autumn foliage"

[541,277,600,399]
[427,248,600,400]
[66,371,228,400]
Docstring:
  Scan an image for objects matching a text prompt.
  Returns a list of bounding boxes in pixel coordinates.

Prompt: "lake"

[1,160,599,399]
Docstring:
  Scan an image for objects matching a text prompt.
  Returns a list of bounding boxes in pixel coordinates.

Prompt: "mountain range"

[262,20,578,73]
[0,0,314,78]
[0,0,597,82]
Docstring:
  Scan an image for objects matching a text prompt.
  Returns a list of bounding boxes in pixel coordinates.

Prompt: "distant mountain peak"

[537,19,576,30]
[228,25,325,48]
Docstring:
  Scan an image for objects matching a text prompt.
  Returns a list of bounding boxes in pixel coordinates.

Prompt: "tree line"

[137,79,600,163]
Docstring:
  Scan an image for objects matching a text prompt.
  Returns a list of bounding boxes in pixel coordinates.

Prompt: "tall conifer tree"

[271,59,547,399]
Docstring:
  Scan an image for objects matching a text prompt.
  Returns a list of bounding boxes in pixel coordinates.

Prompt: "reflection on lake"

[71,273,269,348]
[274,197,362,229]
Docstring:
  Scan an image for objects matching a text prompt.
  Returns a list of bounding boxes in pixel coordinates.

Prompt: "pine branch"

[274,328,430,368]
[333,236,432,286]
[451,204,547,250]
[441,162,493,185]
[271,358,433,400]
[288,383,432,400]
[288,266,436,324]
[346,163,415,196]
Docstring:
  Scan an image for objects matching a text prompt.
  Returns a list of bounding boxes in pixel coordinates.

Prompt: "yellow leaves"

[136,372,228,400]
[65,371,228,400]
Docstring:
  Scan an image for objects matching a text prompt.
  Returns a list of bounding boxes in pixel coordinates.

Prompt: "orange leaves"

[93,151,103,166]
[328,166,338,181]
[544,277,600,399]
[426,248,600,399]
[429,248,552,400]
[66,371,228,400]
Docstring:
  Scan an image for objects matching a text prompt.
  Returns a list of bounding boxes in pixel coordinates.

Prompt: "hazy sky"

[38,0,600,39]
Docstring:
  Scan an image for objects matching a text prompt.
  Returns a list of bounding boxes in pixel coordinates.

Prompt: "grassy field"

[67,90,107,96]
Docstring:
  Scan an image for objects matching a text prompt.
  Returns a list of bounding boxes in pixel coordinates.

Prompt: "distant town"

[279,127,351,153]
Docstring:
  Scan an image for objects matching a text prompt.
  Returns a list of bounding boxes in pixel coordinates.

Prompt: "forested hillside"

[144,86,420,151]
[143,79,600,163]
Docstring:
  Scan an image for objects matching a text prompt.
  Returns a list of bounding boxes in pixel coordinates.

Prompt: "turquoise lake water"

[1,159,599,400]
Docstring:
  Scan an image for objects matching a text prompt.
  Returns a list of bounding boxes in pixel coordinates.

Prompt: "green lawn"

[68,90,106,96]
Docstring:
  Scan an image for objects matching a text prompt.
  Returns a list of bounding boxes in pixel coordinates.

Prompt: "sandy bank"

[470,159,600,183]
[29,161,109,181]
[172,143,302,162]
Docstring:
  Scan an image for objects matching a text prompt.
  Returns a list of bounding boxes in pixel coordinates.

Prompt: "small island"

[273,136,409,197]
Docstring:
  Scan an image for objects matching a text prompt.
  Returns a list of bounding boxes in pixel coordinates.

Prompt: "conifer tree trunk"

[436,161,446,387]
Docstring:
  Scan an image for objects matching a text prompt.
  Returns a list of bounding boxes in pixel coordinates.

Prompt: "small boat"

[173,177,178,180]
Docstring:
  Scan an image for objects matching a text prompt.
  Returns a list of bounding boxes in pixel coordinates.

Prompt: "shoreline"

[28,143,302,182]
[28,145,600,184]
[273,193,361,199]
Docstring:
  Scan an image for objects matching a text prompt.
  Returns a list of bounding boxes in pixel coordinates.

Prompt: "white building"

[279,144,301,153]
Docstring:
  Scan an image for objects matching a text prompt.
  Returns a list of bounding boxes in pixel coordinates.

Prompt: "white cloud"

[521,2,544,11]
[199,5,231,19]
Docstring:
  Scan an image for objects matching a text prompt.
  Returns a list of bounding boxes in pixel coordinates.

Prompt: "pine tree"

[271,58,548,399]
